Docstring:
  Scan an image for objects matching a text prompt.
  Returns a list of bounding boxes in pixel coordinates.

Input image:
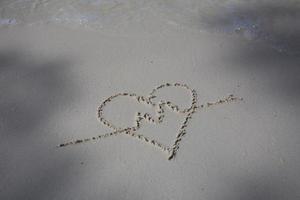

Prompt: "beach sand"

[0,1,299,199]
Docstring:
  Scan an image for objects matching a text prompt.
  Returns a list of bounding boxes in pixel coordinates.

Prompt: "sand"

[0,1,300,199]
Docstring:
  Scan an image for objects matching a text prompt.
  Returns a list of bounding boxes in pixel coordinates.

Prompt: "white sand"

[0,1,300,199]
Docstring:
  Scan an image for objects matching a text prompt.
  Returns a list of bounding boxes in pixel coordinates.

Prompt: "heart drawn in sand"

[58,82,242,160]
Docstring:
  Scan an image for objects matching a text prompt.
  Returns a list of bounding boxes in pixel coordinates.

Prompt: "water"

[0,0,299,54]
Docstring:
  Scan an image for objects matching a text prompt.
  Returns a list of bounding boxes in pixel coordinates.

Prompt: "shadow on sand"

[0,50,75,136]
[210,1,300,101]
[0,50,80,199]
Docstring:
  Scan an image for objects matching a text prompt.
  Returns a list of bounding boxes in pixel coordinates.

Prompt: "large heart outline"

[98,82,197,160]
[58,82,242,160]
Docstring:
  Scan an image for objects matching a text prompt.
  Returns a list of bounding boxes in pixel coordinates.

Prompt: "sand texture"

[0,1,300,199]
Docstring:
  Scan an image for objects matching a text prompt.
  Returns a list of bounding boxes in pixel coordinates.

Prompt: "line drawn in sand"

[58,82,243,160]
